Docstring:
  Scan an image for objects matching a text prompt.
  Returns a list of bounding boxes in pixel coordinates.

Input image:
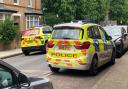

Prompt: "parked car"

[104,26,128,55]
[46,22,116,75]
[0,60,54,89]
[21,25,52,56]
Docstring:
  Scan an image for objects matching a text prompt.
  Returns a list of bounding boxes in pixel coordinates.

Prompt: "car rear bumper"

[48,62,90,70]
[21,45,46,52]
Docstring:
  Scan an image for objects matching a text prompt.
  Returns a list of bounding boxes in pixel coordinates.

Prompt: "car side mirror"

[107,35,112,40]
[124,33,128,37]
[18,73,30,87]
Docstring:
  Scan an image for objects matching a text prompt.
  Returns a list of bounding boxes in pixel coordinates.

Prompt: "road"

[3,51,128,89]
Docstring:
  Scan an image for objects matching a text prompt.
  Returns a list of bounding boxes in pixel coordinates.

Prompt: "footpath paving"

[92,51,128,89]
[0,48,22,59]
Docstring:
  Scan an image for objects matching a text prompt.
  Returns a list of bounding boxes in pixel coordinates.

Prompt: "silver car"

[0,60,54,89]
[104,26,128,56]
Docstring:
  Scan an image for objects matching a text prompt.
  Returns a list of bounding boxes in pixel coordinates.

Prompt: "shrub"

[0,18,18,44]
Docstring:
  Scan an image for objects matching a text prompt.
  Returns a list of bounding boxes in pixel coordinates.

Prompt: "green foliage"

[0,19,18,44]
[45,13,62,26]
[110,0,128,24]
[42,0,128,24]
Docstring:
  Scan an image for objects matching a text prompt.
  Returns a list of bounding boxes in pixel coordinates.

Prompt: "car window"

[23,29,39,36]
[0,65,13,88]
[52,28,81,40]
[43,27,52,34]
[88,26,94,38]
[99,26,108,40]
[93,26,101,39]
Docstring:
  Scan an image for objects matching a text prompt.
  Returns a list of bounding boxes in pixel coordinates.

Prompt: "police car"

[21,25,52,56]
[46,22,116,75]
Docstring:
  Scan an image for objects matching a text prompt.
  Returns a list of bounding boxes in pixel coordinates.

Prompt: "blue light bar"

[86,19,95,23]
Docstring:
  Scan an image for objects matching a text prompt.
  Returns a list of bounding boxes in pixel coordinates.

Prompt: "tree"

[109,0,128,24]
[81,0,110,23]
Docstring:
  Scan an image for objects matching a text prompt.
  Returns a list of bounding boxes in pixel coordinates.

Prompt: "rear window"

[52,28,81,40]
[23,30,39,36]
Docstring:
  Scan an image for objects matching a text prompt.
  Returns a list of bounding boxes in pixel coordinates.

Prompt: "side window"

[0,65,14,88]
[88,26,94,38]
[93,26,101,39]
[43,27,52,34]
[99,26,107,40]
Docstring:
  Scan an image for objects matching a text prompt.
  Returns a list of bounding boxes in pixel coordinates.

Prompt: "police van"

[46,22,116,75]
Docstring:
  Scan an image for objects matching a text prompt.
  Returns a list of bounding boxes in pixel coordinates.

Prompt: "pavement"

[0,48,22,59]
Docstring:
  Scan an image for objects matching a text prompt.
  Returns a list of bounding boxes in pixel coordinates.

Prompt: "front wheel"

[50,66,60,73]
[89,56,98,76]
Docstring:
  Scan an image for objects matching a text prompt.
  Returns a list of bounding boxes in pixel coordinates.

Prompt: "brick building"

[0,0,42,31]
[0,0,42,50]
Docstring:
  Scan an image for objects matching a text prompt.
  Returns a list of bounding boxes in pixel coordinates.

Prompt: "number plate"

[58,45,71,51]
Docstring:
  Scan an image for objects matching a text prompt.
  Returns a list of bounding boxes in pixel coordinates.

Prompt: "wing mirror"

[18,73,30,88]
[107,35,112,40]
[124,33,128,37]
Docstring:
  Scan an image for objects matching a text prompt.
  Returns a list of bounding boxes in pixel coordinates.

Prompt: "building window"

[0,0,3,3]
[13,0,19,5]
[26,16,40,29]
[27,0,32,7]
[0,13,11,22]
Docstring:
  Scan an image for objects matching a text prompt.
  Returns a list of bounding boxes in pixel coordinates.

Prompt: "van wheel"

[89,56,98,76]
[23,50,30,56]
[50,66,60,73]
[110,49,116,65]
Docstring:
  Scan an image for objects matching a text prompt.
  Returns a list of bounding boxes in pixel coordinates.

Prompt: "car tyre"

[50,66,60,73]
[118,42,124,56]
[23,50,30,56]
[110,49,116,65]
[89,56,98,76]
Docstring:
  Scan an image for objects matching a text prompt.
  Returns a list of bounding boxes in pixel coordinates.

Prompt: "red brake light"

[47,41,54,48]
[74,42,90,50]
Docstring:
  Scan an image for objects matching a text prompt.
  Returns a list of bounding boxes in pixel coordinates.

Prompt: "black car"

[0,60,54,89]
[104,26,128,55]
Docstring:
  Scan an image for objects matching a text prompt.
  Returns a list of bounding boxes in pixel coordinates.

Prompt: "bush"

[0,18,18,44]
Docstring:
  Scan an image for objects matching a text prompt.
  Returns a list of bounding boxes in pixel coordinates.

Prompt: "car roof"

[54,23,98,29]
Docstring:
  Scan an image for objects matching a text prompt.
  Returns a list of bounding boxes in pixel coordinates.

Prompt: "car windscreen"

[52,28,81,40]
[23,29,39,36]
[104,27,121,36]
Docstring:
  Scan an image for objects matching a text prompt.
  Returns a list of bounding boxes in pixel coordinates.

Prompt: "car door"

[92,26,107,65]
[0,64,19,89]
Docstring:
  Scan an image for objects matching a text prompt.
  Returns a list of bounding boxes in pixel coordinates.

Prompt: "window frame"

[13,0,20,5]
[27,0,32,7]
[26,15,40,29]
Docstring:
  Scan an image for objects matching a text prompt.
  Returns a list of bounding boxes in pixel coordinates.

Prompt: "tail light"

[74,42,90,50]
[47,41,54,48]
[35,36,42,39]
